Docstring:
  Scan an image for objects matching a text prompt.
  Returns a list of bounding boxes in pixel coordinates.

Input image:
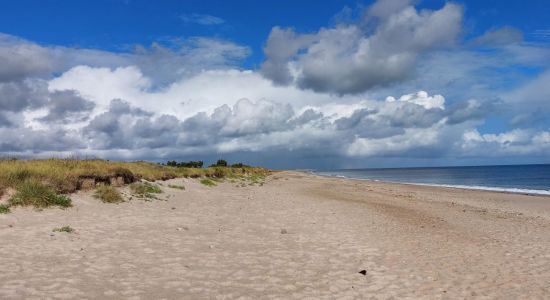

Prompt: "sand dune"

[1,171,550,299]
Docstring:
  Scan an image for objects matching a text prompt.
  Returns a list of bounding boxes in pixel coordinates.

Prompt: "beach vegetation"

[0,204,10,214]
[0,158,270,210]
[94,185,124,203]
[200,178,217,187]
[166,160,204,168]
[168,184,185,190]
[53,226,74,233]
[231,163,250,168]
[209,159,227,167]
[8,179,72,209]
[130,182,163,199]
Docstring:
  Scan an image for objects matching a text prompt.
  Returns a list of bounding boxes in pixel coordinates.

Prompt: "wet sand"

[1,171,550,299]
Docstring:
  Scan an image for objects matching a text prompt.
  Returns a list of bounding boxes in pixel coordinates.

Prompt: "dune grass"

[0,158,270,210]
[0,159,269,192]
[0,159,174,194]
[130,182,163,199]
[94,185,124,203]
[200,178,217,187]
[8,179,72,209]
[168,184,185,190]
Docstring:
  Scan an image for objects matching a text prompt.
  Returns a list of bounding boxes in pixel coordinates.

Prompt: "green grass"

[200,178,217,187]
[8,180,72,209]
[0,204,10,214]
[94,185,124,203]
[130,182,163,199]
[168,184,185,190]
[53,226,74,233]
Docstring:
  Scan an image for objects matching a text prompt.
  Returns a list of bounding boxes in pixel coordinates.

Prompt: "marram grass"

[130,182,163,199]
[94,185,124,203]
[8,179,72,209]
[0,158,270,211]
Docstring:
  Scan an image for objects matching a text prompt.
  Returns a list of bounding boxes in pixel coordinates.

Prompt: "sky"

[0,0,549,169]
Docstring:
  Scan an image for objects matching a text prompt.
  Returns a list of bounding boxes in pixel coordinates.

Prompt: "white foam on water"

[311,171,550,196]
[411,183,550,196]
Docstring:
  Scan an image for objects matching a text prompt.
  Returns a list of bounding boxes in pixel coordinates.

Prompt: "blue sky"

[1,0,548,64]
[0,0,549,168]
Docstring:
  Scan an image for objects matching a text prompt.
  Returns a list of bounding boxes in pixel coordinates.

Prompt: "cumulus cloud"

[366,0,414,19]
[0,80,49,112]
[260,27,317,85]
[38,54,549,165]
[261,0,463,94]
[38,90,95,124]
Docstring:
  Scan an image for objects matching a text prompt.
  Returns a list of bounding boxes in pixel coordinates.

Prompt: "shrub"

[200,178,216,187]
[209,159,227,167]
[9,180,72,208]
[130,182,162,199]
[167,160,204,168]
[231,163,250,168]
[94,186,124,203]
[0,204,10,214]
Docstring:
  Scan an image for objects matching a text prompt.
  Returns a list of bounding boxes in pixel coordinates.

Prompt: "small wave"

[413,183,550,196]
[311,171,550,196]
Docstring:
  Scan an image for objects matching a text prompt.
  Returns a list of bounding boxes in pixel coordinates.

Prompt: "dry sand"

[1,171,550,299]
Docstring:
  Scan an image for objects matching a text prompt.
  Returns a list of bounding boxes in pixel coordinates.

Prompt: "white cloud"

[261,1,463,94]
[461,129,550,156]
[385,91,445,109]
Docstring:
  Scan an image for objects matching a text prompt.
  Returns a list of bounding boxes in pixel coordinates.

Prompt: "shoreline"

[308,170,550,196]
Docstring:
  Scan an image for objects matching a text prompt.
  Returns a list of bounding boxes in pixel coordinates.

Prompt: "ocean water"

[314,164,550,195]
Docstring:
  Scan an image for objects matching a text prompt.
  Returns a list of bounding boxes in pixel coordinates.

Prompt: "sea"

[313,164,550,195]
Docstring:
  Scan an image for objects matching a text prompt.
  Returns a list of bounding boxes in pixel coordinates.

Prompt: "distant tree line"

[165,159,250,168]
[166,160,204,168]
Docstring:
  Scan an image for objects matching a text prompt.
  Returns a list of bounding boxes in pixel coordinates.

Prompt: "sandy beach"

[1,171,550,299]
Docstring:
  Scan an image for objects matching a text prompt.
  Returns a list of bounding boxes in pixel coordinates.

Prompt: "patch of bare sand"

[1,171,549,299]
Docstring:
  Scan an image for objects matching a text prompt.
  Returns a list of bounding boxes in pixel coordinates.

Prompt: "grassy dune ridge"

[0,158,270,211]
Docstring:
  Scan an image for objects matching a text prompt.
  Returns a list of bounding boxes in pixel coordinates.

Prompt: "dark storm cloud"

[0,127,84,152]
[83,99,151,149]
[0,80,48,112]
[38,90,95,123]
